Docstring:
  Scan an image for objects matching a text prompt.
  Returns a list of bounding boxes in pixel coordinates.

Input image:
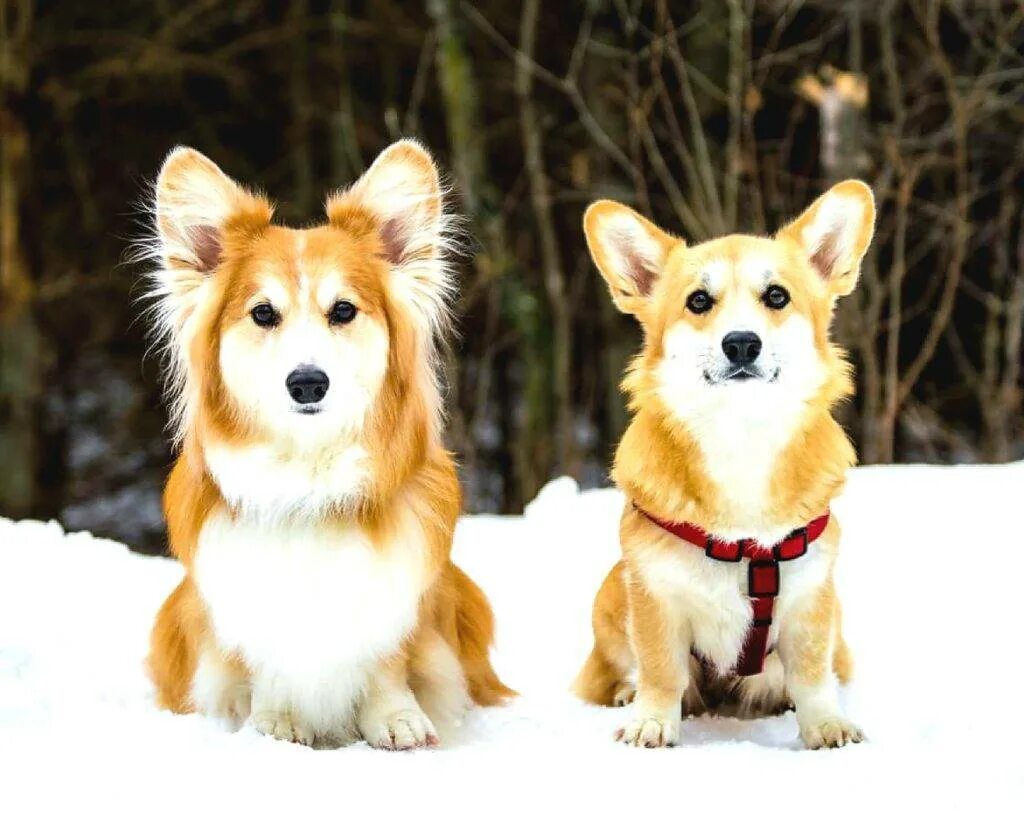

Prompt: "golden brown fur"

[145,141,511,747]
[575,181,874,748]
[149,456,514,717]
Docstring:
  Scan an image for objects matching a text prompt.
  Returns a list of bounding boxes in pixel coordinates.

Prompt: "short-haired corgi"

[145,140,512,748]
[574,181,874,749]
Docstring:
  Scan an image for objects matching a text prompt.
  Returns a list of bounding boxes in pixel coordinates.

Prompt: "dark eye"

[250,303,280,328]
[686,289,714,314]
[763,285,790,310]
[329,300,358,325]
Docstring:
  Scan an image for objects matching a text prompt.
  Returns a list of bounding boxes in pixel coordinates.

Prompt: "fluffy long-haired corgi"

[574,181,875,749]
[144,140,512,749]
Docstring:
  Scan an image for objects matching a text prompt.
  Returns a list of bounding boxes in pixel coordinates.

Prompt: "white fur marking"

[193,508,429,737]
[657,310,824,533]
[190,649,251,727]
[204,441,370,521]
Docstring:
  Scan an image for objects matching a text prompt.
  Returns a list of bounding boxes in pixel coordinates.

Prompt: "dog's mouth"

[292,405,323,416]
[704,366,780,384]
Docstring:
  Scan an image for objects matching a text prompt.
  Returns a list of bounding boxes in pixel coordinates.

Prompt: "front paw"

[615,713,680,748]
[361,708,439,751]
[800,716,864,749]
[252,710,315,746]
[612,682,636,707]
[217,683,252,727]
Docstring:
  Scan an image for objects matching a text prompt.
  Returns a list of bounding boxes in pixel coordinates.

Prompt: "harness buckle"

[706,535,744,562]
[774,526,809,561]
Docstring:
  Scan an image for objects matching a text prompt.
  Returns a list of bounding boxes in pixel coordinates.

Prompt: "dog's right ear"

[153,147,272,298]
[583,201,678,316]
[148,148,272,446]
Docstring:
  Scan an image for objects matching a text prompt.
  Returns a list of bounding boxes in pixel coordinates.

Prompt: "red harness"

[638,508,830,676]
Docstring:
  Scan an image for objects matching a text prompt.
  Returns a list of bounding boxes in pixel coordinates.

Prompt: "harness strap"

[637,508,830,676]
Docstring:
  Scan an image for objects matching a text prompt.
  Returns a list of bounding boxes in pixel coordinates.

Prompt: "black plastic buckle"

[774,527,809,561]
[706,535,744,562]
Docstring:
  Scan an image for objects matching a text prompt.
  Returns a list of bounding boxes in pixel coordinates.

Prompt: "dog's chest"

[193,511,427,681]
[635,537,830,672]
[204,442,369,520]
[686,397,805,526]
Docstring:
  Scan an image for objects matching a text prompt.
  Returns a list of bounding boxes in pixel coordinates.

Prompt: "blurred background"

[1,0,1021,553]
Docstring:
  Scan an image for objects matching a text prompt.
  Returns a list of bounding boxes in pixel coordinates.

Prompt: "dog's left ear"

[327,140,451,330]
[778,180,875,297]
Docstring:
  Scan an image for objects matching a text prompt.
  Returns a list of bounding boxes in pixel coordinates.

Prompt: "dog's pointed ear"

[327,140,452,332]
[147,147,272,447]
[778,180,875,298]
[155,147,271,281]
[583,200,679,316]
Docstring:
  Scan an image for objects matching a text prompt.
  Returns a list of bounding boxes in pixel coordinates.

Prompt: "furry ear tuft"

[326,139,455,334]
[778,179,875,297]
[188,224,222,273]
[154,147,271,277]
[141,146,272,446]
[583,201,678,316]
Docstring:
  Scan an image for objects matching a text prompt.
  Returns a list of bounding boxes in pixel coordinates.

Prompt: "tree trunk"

[580,23,633,466]
[426,0,535,508]
[516,0,573,478]
[0,0,41,517]
[797,66,875,456]
[328,0,363,187]
[289,0,314,216]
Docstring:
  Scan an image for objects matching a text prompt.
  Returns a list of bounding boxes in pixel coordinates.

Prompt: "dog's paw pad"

[252,711,315,746]
[801,717,864,749]
[364,708,438,751]
[614,715,678,748]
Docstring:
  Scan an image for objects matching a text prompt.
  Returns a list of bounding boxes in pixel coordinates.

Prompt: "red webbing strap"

[736,597,775,675]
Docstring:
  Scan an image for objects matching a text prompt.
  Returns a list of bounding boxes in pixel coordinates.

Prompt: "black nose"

[721,331,762,366]
[286,368,330,404]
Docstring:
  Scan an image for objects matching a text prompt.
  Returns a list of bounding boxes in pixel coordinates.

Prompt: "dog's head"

[146,140,452,463]
[584,181,874,423]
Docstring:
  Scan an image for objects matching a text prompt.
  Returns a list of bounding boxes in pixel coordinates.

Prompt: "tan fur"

[446,563,517,706]
[145,141,511,747]
[576,182,874,748]
[149,575,207,713]
[832,603,854,685]
[573,562,632,706]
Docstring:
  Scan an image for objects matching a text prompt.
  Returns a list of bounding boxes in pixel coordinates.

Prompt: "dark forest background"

[1,0,1022,553]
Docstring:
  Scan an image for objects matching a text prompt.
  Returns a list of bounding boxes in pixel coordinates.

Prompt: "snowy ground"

[2,464,1022,819]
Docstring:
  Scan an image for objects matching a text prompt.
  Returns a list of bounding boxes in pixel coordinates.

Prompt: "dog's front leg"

[191,646,252,728]
[777,578,863,749]
[357,652,439,750]
[250,674,315,746]
[616,576,689,747]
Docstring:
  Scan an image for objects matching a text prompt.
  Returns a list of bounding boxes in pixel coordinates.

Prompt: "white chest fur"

[684,395,807,541]
[204,441,370,521]
[193,509,428,729]
[634,531,832,673]
[656,314,825,540]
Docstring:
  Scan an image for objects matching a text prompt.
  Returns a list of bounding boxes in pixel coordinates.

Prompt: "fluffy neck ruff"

[179,290,443,528]
[614,350,855,540]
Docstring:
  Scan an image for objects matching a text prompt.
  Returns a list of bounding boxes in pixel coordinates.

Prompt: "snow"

[2,464,1022,819]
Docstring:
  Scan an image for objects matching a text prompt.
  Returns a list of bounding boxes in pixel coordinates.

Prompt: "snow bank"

[2,464,1022,818]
